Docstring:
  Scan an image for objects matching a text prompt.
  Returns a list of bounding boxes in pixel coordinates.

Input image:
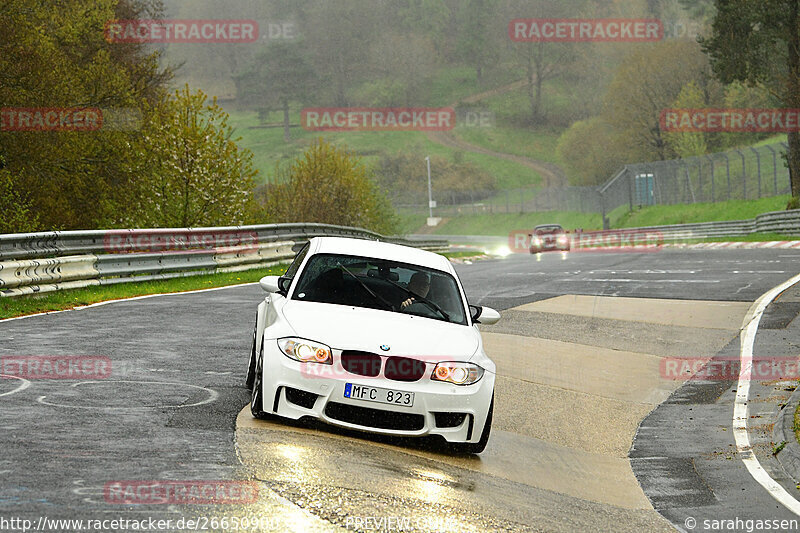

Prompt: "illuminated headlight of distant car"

[557,235,568,243]
[278,338,332,364]
[431,362,484,385]
[532,237,542,246]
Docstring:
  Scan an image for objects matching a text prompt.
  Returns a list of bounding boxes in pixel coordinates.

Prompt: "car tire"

[250,349,266,419]
[455,395,493,454]
[245,323,257,390]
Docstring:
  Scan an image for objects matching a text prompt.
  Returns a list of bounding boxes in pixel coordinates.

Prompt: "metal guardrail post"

[704,155,715,202]
[750,147,762,198]
[734,149,746,200]
[765,144,778,195]
[720,152,730,200]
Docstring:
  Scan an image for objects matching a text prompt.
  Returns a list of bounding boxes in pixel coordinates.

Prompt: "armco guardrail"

[426,209,800,249]
[0,224,448,297]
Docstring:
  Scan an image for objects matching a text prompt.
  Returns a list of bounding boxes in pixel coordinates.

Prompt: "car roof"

[308,237,454,273]
[534,224,564,230]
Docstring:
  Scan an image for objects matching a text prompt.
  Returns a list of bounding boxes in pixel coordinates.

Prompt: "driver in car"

[400,272,430,310]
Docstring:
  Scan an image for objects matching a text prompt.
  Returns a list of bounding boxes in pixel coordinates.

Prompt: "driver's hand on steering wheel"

[400,297,415,309]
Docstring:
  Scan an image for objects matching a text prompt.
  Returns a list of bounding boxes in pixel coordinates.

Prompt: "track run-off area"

[3,248,800,532]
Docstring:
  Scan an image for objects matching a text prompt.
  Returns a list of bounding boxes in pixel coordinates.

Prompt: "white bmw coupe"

[246,236,500,453]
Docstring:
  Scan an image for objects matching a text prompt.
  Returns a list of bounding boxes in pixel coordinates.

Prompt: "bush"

[262,139,398,235]
[0,169,39,234]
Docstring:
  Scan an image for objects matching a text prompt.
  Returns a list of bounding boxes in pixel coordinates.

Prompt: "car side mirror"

[259,275,281,293]
[470,305,500,325]
[278,277,292,294]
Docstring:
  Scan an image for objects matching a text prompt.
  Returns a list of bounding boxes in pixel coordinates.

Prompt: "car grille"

[324,402,424,431]
[340,352,427,382]
[384,356,427,382]
[341,351,382,377]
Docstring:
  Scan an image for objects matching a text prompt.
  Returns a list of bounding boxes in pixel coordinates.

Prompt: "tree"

[664,81,709,158]
[455,0,499,83]
[504,0,582,124]
[234,41,316,142]
[0,168,39,233]
[122,86,258,228]
[700,0,800,202]
[263,139,397,235]
[366,33,437,106]
[557,117,628,186]
[304,1,380,106]
[603,40,711,161]
[0,0,172,230]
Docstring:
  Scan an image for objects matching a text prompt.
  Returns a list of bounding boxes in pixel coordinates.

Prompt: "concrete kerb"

[774,383,800,484]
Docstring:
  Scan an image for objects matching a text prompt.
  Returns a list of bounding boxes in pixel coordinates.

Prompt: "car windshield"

[291,253,467,325]
[536,226,564,234]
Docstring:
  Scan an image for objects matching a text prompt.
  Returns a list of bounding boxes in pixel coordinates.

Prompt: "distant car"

[246,236,501,453]
[529,224,570,253]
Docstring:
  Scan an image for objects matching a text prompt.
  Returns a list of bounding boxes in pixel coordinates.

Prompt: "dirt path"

[426,79,568,188]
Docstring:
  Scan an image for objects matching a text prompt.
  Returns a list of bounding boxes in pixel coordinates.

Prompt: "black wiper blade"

[382,277,451,322]
[337,263,394,311]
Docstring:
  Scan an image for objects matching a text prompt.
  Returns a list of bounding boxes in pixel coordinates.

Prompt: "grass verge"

[612,196,791,228]
[0,266,289,321]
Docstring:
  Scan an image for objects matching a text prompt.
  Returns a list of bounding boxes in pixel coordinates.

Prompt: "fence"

[397,142,791,224]
[0,223,448,298]
[394,185,601,217]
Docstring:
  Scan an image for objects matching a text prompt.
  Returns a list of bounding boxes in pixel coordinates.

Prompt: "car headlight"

[278,338,332,365]
[431,362,484,385]
[532,237,542,246]
[557,235,568,243]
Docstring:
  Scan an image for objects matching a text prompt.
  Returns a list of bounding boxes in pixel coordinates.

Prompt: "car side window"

[283,243,310,281]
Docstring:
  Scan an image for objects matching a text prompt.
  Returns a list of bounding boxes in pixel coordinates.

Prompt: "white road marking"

[556,279,721,283]
[36,380,219,410]
[0,374,31,398]
[734,272,800,516]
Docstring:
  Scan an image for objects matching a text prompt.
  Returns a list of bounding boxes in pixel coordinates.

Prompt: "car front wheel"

[245,323,257,390]
[250,350,266,419]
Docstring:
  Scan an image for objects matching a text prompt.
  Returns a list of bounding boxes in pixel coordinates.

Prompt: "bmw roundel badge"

[380,344,390,351]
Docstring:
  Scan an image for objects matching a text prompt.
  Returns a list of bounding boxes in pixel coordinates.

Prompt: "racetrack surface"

[2,249,800,531]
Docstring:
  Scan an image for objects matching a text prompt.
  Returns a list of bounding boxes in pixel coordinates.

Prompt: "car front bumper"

[257,340,495,444]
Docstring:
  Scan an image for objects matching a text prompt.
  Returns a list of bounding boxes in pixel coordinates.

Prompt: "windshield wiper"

[337,263,395,312]
[382,277,451,322]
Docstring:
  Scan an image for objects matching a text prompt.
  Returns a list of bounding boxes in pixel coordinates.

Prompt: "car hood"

[281,301,479,358]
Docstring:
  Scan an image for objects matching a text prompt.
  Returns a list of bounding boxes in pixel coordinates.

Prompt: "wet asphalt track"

[2,248,800,532]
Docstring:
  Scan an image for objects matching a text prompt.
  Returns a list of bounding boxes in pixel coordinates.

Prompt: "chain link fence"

[396,142,790,225]
[393,186,601,217]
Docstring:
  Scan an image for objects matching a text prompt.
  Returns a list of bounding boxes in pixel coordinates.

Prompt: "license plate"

[343,383,414,407]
